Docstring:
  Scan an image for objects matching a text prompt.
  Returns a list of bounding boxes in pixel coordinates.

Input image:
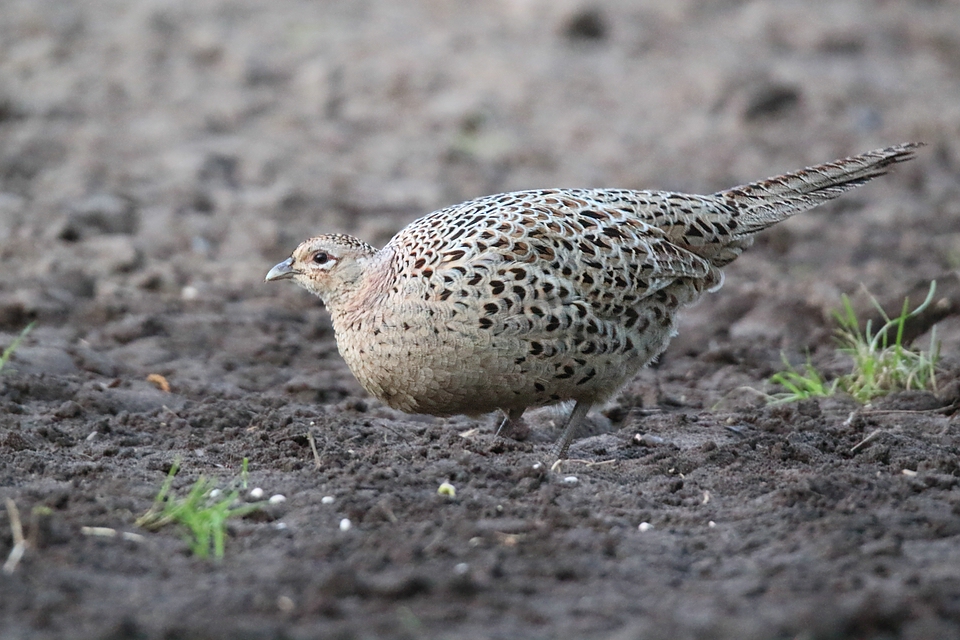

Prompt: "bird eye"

[313,252,329,265]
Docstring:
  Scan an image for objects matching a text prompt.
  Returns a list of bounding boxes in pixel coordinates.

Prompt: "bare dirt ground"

[2,1,960,638]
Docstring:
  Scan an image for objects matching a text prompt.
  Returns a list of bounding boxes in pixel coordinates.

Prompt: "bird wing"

[386,190,723,326]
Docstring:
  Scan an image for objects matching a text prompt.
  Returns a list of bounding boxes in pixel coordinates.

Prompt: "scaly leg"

[550,401,592,461]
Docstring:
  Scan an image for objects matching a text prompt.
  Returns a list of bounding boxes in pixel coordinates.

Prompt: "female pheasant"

[267,143,919,459]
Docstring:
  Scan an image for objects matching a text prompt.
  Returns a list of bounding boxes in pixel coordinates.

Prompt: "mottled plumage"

[267,143,920,458]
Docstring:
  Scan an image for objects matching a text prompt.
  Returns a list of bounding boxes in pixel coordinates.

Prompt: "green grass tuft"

[0,322,35,374]
[768,353,838,404]
[769,282,940,404]
[136,459,263,560]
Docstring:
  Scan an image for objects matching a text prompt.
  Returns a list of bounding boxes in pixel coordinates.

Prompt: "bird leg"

[495,407,529,440]
[550,401,592,461]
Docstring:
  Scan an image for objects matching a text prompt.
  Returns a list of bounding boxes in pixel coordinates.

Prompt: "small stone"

[54,400,82,419]
[634,433,665,447]
[276,595,295,613]
[742,82,801,121]
[59,193,138,241]
[80,235,141,274]
[339,518,352,532]
[249,487,264,500]
[562,8,608,42]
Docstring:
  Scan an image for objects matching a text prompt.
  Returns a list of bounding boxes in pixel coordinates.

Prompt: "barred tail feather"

[716,142,922,235]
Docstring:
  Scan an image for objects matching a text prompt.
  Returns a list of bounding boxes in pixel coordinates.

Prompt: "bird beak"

[265,258,297,282]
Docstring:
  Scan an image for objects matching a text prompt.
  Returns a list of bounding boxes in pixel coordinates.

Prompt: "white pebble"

[454,562,469,575]
[181,285,199,301]
[249,487,264,500]
[339,518,352,532]
[708,521,717,528]
[321,496,335,504]
[638,522,653,532]
[562,476,579,485]
[273,522,288,531]
[268,494,286,505]
[532,462,542,471]
[209,489,222,499]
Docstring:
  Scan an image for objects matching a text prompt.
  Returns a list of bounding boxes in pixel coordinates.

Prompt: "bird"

[266,143,920,460]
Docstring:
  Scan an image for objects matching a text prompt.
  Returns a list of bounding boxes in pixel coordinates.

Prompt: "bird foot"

[495,410,530,441]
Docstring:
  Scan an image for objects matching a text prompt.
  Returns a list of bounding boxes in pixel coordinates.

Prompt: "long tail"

[715,142,922,236]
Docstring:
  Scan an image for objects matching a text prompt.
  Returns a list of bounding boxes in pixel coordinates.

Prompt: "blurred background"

[0,0,957,338]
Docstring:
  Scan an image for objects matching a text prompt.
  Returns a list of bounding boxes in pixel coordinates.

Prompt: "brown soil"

[3,1,960,639]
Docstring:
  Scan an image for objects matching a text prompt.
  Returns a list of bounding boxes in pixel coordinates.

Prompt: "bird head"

[265,234,377,304]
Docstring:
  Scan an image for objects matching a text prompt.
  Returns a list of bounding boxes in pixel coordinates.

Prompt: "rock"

[562,8,608,42]
[742,82,801,121]
[9,346,79,376]
[58,194,139,241]
[80,235,142,274]
[76,384,186,415]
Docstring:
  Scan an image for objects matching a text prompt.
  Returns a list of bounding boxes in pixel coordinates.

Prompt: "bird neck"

[321,251,384,315]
